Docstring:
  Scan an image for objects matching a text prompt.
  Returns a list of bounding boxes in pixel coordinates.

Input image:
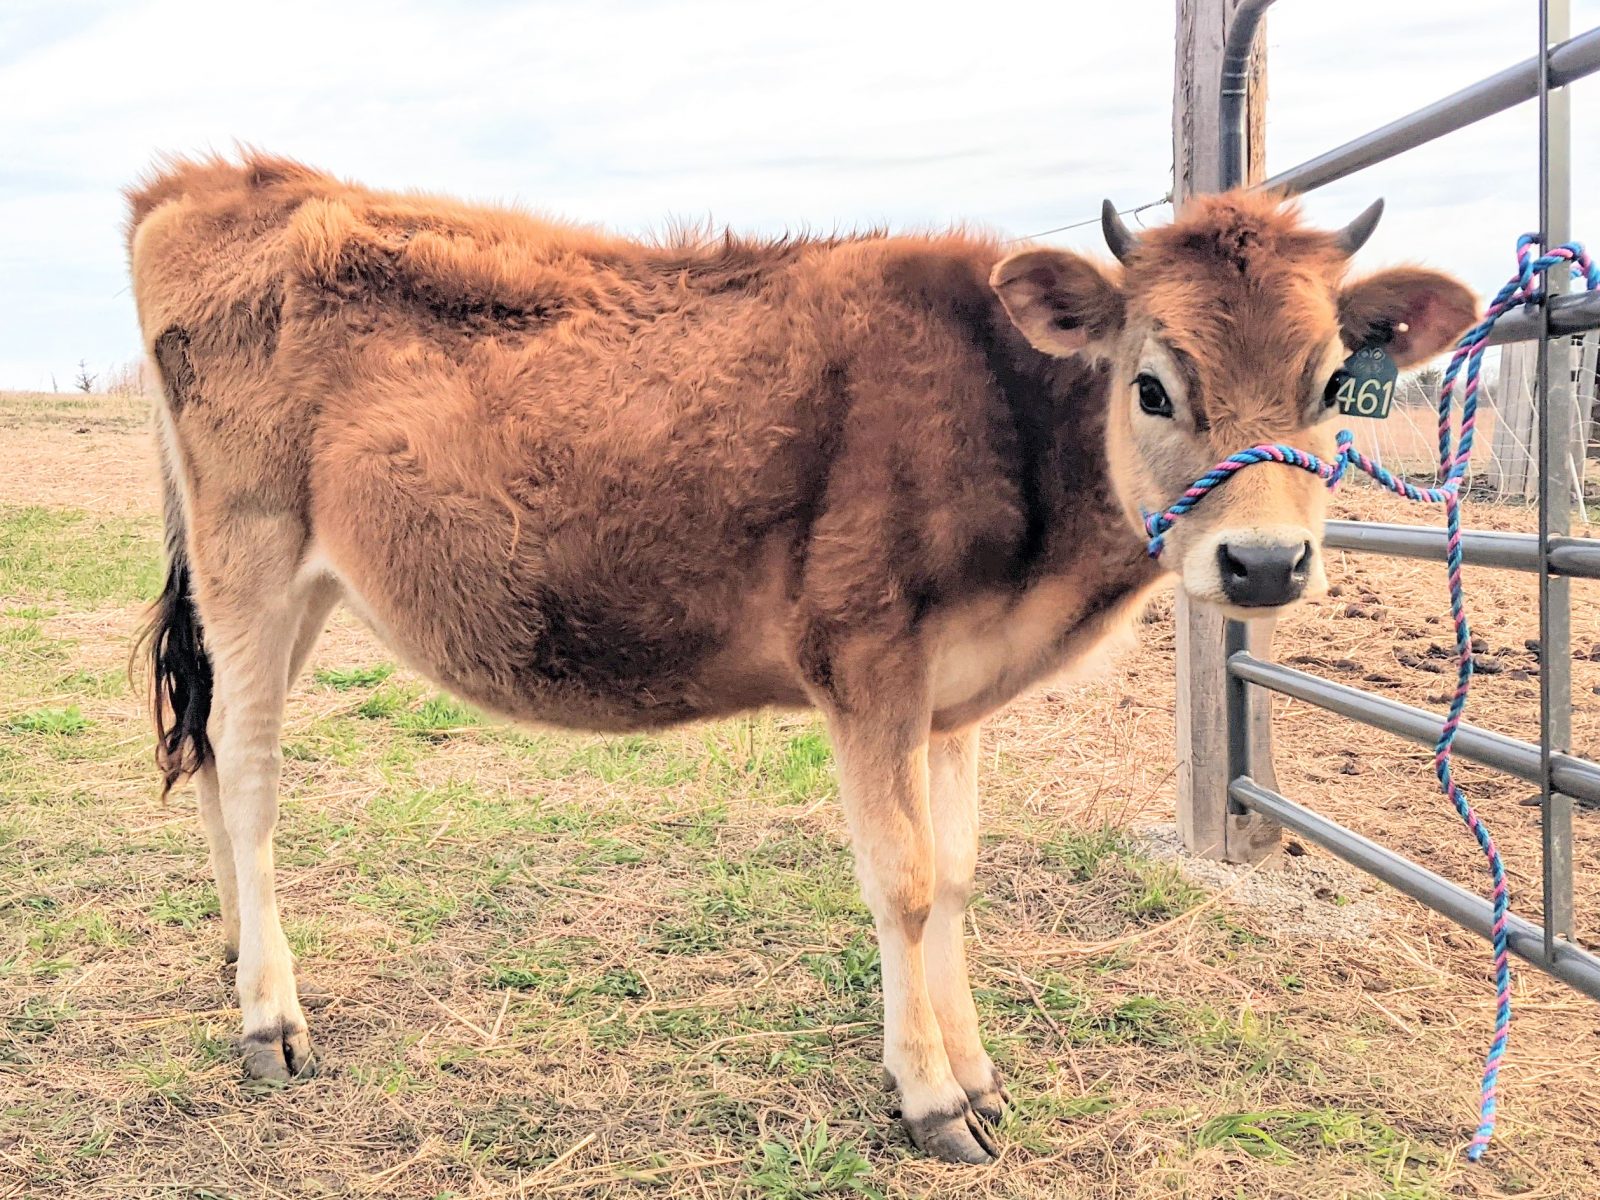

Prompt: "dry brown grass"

[2,390,1598,1199]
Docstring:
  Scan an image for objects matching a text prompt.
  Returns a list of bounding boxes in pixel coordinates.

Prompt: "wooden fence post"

[1488,334,1596,506]
[1491,342,1539,500]
[1173,0,1280,864]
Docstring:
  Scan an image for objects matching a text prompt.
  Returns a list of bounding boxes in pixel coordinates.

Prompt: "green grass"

[4,704,89,736]
[0,506,161,605]
[346,872,462,940]
[586,965,647,999]
[347,1058,425,1096]
[804,935,880,996]
[281,715,371,765]
[749,1122,881,1200]
[461,1097,556,1169]
[1124,860,1206,919]
[52,667,125,698]
[355,682,416,720]
[314,663,396,690]
[27,911,129,955]
[130,1059,196,1108]
[1192,1107,1424,1173]
[394,693,481,737]
[283,914,346,960]
[0,618,73,673]
[1041,824,1131,880]
[534,733,703,788]
[147,887,221,929]
[703,720,838,804]
[352,685,483,739]
[1040,825,1206,922]
[484,945,574,993]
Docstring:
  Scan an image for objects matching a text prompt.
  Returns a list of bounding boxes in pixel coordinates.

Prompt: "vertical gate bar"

[1218,0,1276,862]
[1538,0,1576,950]
[1218,0,1274,189]
[1225,619,1252,788]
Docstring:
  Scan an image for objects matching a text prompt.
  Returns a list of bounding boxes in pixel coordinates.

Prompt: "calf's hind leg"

[193,763,238,962]
[193,575,341,966]
[193,516,324,1081]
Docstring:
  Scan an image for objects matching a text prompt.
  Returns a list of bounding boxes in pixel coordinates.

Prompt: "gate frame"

[1175,0,1600,1001]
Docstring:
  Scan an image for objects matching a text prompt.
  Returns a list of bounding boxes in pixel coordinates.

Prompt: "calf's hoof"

[239,1020,317,1083]
[903,1103,999,1165]
[965,1071,1012,1127]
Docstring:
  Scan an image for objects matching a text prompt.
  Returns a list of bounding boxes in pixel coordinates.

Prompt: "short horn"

[1335,198,1385,255]
[1101,199,1139,263]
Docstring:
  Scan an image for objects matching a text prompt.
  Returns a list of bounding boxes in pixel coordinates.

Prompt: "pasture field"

[3,388,1599,1199]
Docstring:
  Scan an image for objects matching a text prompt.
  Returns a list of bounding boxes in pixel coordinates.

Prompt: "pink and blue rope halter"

[1143,236,1600,1161]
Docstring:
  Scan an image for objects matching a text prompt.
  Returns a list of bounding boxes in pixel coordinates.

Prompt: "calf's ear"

[990,250,1124,357]
[1338,268,1477,367]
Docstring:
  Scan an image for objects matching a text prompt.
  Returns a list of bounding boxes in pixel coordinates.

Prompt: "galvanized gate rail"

[1199,0,1600,1001]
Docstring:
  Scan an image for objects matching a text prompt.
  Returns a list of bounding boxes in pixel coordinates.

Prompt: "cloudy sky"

[2,0,1596,389]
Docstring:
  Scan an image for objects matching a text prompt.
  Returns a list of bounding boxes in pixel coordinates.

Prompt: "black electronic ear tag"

[1335,344,1399,419]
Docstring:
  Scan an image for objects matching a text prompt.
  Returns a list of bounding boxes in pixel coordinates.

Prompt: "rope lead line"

[1142,237,1600,1161]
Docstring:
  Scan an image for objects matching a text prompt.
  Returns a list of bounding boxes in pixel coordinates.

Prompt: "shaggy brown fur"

[126,154,1475,1165]
[130,155,1162,733]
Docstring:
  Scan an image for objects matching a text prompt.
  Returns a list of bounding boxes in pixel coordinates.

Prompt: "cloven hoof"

[966,1075,1012,1128]
[238,1021,317,1083]
[903,1104,1000,1165]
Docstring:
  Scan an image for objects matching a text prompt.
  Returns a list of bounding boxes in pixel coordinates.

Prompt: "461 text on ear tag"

[1335,344,1399,419]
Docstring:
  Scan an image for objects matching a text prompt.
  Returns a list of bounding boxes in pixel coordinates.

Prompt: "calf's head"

[990,191,1476,618]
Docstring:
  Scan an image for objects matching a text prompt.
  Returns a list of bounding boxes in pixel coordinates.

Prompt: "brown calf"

[128,154,1474,1164]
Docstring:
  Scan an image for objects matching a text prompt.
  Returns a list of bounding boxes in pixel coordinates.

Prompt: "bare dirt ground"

[2,390,1598,1200]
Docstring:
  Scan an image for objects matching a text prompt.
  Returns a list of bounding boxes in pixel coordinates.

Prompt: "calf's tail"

[134,427,214,798]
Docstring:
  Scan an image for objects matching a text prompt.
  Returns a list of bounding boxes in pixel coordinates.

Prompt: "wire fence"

[1355,333,1600,516]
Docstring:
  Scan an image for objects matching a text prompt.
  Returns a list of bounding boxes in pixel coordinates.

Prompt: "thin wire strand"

[1006,195,1172,244]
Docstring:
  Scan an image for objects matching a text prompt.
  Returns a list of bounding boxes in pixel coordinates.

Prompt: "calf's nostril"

[1219,543,1250,582]
[1292,540,1313,579]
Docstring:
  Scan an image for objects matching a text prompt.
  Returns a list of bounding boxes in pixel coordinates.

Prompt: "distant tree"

[104,359,149,396]
[1398,363,1445,406]
[74,359,96,393]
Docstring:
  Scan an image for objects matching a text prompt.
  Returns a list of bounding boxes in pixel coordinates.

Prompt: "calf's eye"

[1135,373,1173,418]
[1323,370,1351,409]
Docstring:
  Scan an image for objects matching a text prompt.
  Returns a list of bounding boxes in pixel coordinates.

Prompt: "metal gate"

[1180,0,1600,1000]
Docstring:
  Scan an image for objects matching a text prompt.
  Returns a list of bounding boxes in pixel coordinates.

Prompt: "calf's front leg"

[926,727,1007,1123]
[829,712,999,1165]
